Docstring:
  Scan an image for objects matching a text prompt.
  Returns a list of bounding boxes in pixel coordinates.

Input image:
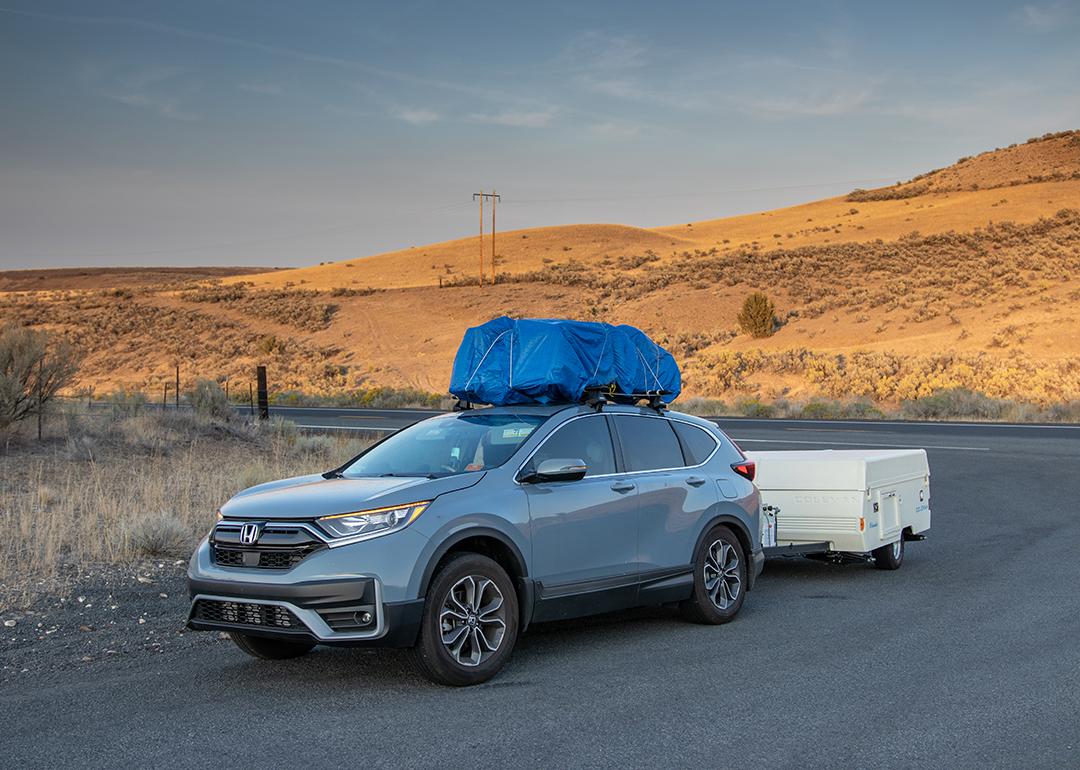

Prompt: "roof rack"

[582,387,670,413]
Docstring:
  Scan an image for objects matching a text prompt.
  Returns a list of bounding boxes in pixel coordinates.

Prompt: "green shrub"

[736,397,774,418]
[737,292,777,338]
[189,379,233,421]
[107,388,149,419]
[900,388,1009,420]
[799,400,840,420]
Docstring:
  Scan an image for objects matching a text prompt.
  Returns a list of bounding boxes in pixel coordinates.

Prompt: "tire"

[229,631,316,660]
[872,538,904,570]
[411,553,520,686]
[680,526,747,624]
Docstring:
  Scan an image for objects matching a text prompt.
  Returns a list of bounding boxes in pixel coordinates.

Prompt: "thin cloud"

[749,86,875,117]
[89,66,200,121]
[393,107,440,125]
[590,121,640,137]
[1018,2,1073,28]
[469,109,556,128]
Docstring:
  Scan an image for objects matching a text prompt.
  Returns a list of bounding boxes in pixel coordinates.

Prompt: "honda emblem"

[239,522,262,546]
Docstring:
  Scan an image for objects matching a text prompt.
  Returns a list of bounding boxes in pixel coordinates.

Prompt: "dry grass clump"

[683,348,1080,406]
[0,405,376,603]
[847,184,931,202]
[179,283,339,331]
[272,385,448,409]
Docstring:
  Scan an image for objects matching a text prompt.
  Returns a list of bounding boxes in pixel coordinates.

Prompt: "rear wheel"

[872,538,904,570]
[411,553,519,686]
[680,526,746,624]
[229,632,316,660]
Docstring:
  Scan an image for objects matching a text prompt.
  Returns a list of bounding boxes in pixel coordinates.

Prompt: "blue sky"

[1,0,1078,268]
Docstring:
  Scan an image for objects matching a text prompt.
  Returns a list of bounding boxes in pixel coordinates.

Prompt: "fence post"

[256,366,269,420]
[248,383,254,417]
[175,364,180,410]
[163,383,169,411]
[36,359,43,441]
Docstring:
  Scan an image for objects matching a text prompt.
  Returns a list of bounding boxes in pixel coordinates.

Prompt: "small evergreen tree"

[737,292,777,338]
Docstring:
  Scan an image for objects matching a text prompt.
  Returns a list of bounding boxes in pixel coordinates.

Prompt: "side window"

[616,416,684,472]
[530,416,616,477]
[673,421,720,465]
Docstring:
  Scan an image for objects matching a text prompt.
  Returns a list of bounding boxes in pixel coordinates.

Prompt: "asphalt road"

[4,413,1080,768]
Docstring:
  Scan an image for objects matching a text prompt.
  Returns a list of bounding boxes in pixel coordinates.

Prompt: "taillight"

[731,461,756,482]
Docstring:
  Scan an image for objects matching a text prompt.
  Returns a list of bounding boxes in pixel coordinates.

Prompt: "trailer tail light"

[731,461,756,482]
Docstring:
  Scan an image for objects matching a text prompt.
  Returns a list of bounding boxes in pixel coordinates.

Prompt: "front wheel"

[872,538,904,570]
[411,553,520,686]
[680,526,747,624]
[229,632,316,660]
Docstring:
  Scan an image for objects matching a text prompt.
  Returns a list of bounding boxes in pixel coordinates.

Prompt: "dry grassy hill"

[4,130,1080,411]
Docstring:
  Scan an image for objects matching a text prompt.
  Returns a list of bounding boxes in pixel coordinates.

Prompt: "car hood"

[220,472,485,520]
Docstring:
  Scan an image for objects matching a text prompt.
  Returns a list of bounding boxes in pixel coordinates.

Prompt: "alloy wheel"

[439,575,507,667]
[704,539,742,610]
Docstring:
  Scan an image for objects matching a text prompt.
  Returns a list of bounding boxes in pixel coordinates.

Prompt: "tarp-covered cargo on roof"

[448,316,681,406]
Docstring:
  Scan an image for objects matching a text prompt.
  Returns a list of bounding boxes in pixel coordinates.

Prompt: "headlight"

[317,501,429,541]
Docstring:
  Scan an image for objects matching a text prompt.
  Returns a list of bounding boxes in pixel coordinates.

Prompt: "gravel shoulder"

[1,560,224,682]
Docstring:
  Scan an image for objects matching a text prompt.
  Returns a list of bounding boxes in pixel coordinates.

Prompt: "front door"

[522,414,637,593]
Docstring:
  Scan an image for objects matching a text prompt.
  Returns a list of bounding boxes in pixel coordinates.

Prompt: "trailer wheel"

[680,526,746,624]
[872,538,904,570]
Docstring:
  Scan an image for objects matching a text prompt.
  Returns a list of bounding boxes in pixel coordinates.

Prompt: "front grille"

[192,599,303,630]
[210,523,323,570]
[211,545,319,569]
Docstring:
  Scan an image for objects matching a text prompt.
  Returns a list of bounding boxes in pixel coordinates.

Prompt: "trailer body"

[747,449,930,554]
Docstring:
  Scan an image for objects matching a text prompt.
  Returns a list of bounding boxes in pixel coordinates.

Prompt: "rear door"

[521,414,638,590]
[612,414,720,574]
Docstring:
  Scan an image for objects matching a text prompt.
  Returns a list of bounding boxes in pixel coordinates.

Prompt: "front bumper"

[186,530,428,648]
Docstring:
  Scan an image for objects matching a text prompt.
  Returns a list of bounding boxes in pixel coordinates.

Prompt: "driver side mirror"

[521,458,588,483]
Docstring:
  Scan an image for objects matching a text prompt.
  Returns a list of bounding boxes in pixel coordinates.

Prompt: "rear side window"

[616,416,684,471]
[530,416,616,477]
[673,421,719,465]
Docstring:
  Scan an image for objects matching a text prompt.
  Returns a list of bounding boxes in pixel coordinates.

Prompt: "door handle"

[610,481,636,493]
[686,476,706,487]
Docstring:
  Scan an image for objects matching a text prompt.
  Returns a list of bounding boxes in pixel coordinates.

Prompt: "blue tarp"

[449,317,681,406]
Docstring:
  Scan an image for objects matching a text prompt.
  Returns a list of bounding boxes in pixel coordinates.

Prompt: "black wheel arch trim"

[419,526,533,629]
[693,514,758,590]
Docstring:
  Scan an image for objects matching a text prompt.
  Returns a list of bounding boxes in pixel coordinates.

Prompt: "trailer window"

[615,416,684,471]
[672,421,719,465]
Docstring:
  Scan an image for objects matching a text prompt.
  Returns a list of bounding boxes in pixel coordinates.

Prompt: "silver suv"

[187,404,763,685]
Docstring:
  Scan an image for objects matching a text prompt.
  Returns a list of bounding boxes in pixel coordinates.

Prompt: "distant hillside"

[0,266,277,292]
[4,130,1080,410]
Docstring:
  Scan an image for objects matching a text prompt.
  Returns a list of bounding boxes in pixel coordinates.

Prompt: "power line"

[4,200,475,260]
[498,176,902,205]
[3,174,903,261]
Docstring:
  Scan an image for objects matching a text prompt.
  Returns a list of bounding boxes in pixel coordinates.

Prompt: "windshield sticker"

[501,426,534,439]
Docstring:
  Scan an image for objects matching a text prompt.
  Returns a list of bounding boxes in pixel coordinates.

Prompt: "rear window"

[615,416,684,471]
[673,421,719,465]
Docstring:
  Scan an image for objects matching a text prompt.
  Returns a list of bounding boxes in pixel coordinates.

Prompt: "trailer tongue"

[747,449,931,569]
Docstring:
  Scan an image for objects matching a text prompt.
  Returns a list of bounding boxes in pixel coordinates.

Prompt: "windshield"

[341,412,548,478]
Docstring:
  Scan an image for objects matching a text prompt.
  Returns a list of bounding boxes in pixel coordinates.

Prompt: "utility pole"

[473,191,500,287]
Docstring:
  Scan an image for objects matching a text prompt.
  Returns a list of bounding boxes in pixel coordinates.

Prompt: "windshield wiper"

[322,469,344,479]
[379,472,438,479]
